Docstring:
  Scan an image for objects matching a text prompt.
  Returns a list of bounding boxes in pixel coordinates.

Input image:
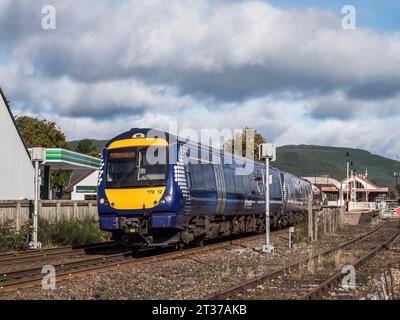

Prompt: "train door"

[270,168,282,213]
[221,165,239,215]
[213,164,227,215]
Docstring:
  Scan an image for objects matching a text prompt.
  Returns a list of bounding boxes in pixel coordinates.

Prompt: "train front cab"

[97,135,184,247]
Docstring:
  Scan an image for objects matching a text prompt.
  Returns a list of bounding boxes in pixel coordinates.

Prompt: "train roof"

[105,128,311,184]
[106,127,262,166]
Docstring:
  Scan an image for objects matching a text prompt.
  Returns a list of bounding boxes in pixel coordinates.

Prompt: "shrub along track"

[207,219,400,300]
[0,232,281,293]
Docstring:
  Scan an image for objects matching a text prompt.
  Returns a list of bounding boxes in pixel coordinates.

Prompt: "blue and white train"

[97,128,312,248]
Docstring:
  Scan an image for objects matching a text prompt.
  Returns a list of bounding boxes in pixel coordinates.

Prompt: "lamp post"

[29,147,45,250]
[365,169,368,202]
[394,172,399,199]
[345,152,350,211]
[259,143,276,254]
[352,169,357,209]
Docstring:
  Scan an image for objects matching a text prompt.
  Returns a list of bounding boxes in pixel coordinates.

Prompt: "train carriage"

[97,128,312,248]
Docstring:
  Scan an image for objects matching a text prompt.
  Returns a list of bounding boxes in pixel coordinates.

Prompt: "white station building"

[0,88,34,200]
[69,170,99,201]
[1,87,101,201]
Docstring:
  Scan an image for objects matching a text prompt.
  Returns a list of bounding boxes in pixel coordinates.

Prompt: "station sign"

[76,186,97,193]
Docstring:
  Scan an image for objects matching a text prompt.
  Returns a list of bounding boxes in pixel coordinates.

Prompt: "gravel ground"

[325,233,400,300]
[0,222,386,300]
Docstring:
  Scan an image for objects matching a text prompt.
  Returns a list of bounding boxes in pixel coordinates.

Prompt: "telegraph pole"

[352,169,357,209]
[259,143,276,254]
[345,152,350,211]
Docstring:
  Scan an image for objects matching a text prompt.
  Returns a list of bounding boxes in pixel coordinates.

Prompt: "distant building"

[322,175,388,210]
[304,175,389,211]
[0,88,34,200]
[339,175,389,203]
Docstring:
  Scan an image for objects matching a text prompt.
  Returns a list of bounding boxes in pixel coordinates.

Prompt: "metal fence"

[0,200,98,230]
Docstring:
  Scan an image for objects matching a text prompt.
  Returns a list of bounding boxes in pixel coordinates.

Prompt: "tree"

[76,139,94,154]
[15,116,71,149]
[76,139,101,157]
[224,127,267,160]
[15,116,72,194]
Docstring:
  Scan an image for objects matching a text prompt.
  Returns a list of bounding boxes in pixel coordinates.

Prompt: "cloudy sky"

[1,0,400,158]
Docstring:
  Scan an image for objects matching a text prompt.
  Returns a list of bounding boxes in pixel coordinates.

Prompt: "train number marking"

[147,190,163,195]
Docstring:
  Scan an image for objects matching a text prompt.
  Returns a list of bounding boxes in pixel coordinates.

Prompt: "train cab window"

[106,146,168,188]
[189,163,216,191]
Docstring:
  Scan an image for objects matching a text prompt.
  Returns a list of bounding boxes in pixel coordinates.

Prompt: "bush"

[38,217,54,247]
[0,220,33,252]
[0,218,106,252]
[38,217,107,247]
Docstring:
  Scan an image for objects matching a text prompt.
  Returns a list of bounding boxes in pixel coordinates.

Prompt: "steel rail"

[0,241,115,263]
[302,223,400,300]
[206,220,390,300]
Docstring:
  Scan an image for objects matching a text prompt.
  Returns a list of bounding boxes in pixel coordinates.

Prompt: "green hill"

[274,145,400,190]
[69,139,108,150]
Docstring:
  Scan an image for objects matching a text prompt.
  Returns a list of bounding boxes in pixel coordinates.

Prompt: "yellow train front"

[98,128,312,248]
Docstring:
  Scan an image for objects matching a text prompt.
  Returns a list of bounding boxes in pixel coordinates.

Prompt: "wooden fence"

[0,200,98,230]
[307,195,345,242]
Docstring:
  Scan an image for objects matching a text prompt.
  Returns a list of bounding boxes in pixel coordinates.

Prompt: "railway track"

[0,241,117,265]
[318,230,400,300]
[0,232,271,293]
[207,220,400,300]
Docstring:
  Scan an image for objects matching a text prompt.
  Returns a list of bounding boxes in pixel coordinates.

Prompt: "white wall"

[348,202,377,211]
[0,91,34,200]
[71,170,99,200]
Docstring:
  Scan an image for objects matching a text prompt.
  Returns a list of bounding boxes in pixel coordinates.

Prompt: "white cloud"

[1,0,400,157]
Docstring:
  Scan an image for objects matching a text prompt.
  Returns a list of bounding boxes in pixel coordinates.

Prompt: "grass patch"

[94,281,112,300]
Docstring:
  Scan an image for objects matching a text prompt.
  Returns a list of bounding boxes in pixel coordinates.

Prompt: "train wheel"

[196,236,205,248]
[175,242,185,251]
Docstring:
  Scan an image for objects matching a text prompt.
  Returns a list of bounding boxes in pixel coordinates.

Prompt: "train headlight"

[164,195,172,202]
[99,198,105,205]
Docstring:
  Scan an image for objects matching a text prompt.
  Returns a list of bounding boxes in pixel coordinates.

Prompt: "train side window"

[249,174,259,195]
[203,164,217,191]
[256,175,264,195]
[190,163,216,191]
[234,170,244,193]
[223,166,236,193]
[189,164,205,190]
[241,174,251,194]
[271,177,280,198]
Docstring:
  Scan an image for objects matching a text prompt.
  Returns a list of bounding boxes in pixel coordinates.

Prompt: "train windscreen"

[105,146,168,188]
